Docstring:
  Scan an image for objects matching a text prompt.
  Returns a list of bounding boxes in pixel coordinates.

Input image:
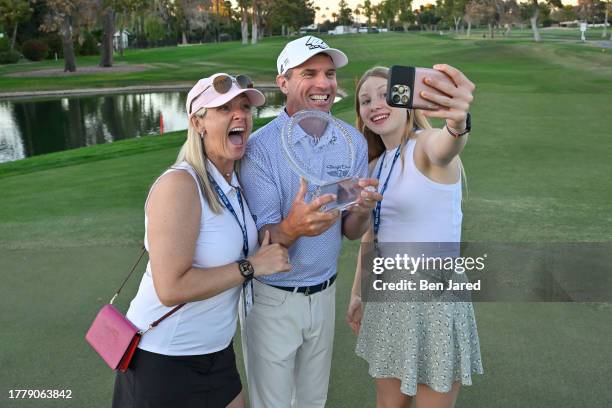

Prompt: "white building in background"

[328,25,358,35]
[113,30,130,50]
[299,24,319,34]
[559,20,580,27]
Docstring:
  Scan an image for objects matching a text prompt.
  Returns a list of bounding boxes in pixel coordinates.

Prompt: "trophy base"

[315,176,363,212]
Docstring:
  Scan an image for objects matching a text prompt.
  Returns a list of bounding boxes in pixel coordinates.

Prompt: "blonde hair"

[355,66,467,196]
[175,108,224,214]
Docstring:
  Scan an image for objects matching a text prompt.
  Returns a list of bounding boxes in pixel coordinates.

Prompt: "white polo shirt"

[126,161,258,356]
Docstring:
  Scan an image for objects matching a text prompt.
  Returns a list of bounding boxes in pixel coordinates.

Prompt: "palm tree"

[239,0,248,44]
[355,3,363,24]
[251,0,258,44]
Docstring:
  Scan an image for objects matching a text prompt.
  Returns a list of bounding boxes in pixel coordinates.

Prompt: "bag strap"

[141,303,187,335]
[109,247,148,305]
[109,164,206,332]
[109,247,186,334]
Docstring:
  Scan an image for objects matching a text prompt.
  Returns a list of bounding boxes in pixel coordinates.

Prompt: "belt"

[269,275,337,296]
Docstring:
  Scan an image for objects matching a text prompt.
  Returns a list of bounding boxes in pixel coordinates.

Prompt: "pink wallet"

[85,304,141,371]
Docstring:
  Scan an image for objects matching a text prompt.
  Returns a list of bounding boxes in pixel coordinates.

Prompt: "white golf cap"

[277,36,348,75]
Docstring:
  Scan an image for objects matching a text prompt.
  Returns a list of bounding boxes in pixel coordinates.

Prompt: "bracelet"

[445,125,467,138]
[445,113,471,138]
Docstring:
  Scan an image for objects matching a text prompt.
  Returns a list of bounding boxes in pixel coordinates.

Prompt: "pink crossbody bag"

[85,248,185,372]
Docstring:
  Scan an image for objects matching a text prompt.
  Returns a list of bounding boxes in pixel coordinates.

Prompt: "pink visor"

[186,73,266,117]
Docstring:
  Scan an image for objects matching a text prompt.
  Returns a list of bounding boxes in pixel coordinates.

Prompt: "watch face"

[239,260,253,276]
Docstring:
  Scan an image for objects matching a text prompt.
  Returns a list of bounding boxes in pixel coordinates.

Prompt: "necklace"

[208,156,233,183]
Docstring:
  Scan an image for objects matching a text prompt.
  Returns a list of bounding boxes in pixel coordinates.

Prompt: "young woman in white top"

[112,73,291,408]
[346,66,483,408]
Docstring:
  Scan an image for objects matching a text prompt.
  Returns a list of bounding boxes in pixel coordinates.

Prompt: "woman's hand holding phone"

[420,64,475,133]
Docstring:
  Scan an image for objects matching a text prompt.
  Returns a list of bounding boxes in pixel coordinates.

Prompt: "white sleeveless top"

[126,161,258,356]
[374,138,462,243]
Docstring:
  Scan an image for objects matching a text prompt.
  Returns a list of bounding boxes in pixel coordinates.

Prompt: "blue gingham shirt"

[240,108,368,287]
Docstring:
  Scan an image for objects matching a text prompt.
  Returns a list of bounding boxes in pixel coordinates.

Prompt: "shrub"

[22,39,49,61]
[144,16,166,42]
[0,50,21,64]
[542,17,554,28]
[77,31,100,56]
[43,34,64,59]
[0,37,10,52]
[133,33,150,48]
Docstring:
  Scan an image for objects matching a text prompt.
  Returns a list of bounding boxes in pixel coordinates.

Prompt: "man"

[240,36,382,408]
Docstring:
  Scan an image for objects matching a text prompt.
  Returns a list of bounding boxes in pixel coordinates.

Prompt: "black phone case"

[387,65,416,109]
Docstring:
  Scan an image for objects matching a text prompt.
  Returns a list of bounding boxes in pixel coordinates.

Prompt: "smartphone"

[387,65,454,110]
[316,176,363,212]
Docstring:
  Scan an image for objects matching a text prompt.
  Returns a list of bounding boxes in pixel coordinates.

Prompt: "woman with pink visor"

[112,73,291,408]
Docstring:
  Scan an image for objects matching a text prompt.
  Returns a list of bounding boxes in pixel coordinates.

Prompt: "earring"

[200,131,204,139]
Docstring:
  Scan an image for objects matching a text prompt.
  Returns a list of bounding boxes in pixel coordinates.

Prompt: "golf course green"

[1,32,611,407]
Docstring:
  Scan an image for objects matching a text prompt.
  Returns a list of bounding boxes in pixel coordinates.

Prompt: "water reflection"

[0,105,24,163]
[0,89,300,164]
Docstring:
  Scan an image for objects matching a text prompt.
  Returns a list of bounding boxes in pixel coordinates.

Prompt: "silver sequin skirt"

[355,301,484,396]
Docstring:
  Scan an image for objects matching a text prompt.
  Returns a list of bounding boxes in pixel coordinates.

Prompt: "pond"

[0,90,341,164]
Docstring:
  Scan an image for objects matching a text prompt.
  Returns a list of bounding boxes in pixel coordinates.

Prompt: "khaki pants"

[240,278,336,408]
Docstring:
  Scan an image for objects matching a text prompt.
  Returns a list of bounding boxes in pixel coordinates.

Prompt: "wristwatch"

[446,112,471,138]
[238,259,255,282]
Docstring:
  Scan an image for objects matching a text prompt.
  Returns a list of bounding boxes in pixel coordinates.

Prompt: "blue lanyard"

[373,145,402,239]
[206,172,249,258]
[205,170,253,320]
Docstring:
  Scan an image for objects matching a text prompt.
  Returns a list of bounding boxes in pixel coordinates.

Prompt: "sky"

[313,0,581,23]
[313,0,441,22]
[231,0,581,26]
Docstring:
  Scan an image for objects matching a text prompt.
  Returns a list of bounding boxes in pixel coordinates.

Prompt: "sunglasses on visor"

[189,74,254,115]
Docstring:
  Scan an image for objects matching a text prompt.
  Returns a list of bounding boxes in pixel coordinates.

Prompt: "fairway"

[1,33,612,407]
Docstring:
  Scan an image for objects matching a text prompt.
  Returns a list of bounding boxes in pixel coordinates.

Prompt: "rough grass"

[1,33,611,407]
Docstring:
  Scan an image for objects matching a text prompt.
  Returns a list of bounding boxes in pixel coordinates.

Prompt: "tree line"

[323,0,611,41]
[1,0,610,71]
[0,0,316,71]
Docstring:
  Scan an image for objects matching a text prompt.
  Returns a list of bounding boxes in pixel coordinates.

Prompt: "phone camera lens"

[398,86,405,94]
[392,94,400,104]
[393,85,399,92]
[401,95,409,104]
